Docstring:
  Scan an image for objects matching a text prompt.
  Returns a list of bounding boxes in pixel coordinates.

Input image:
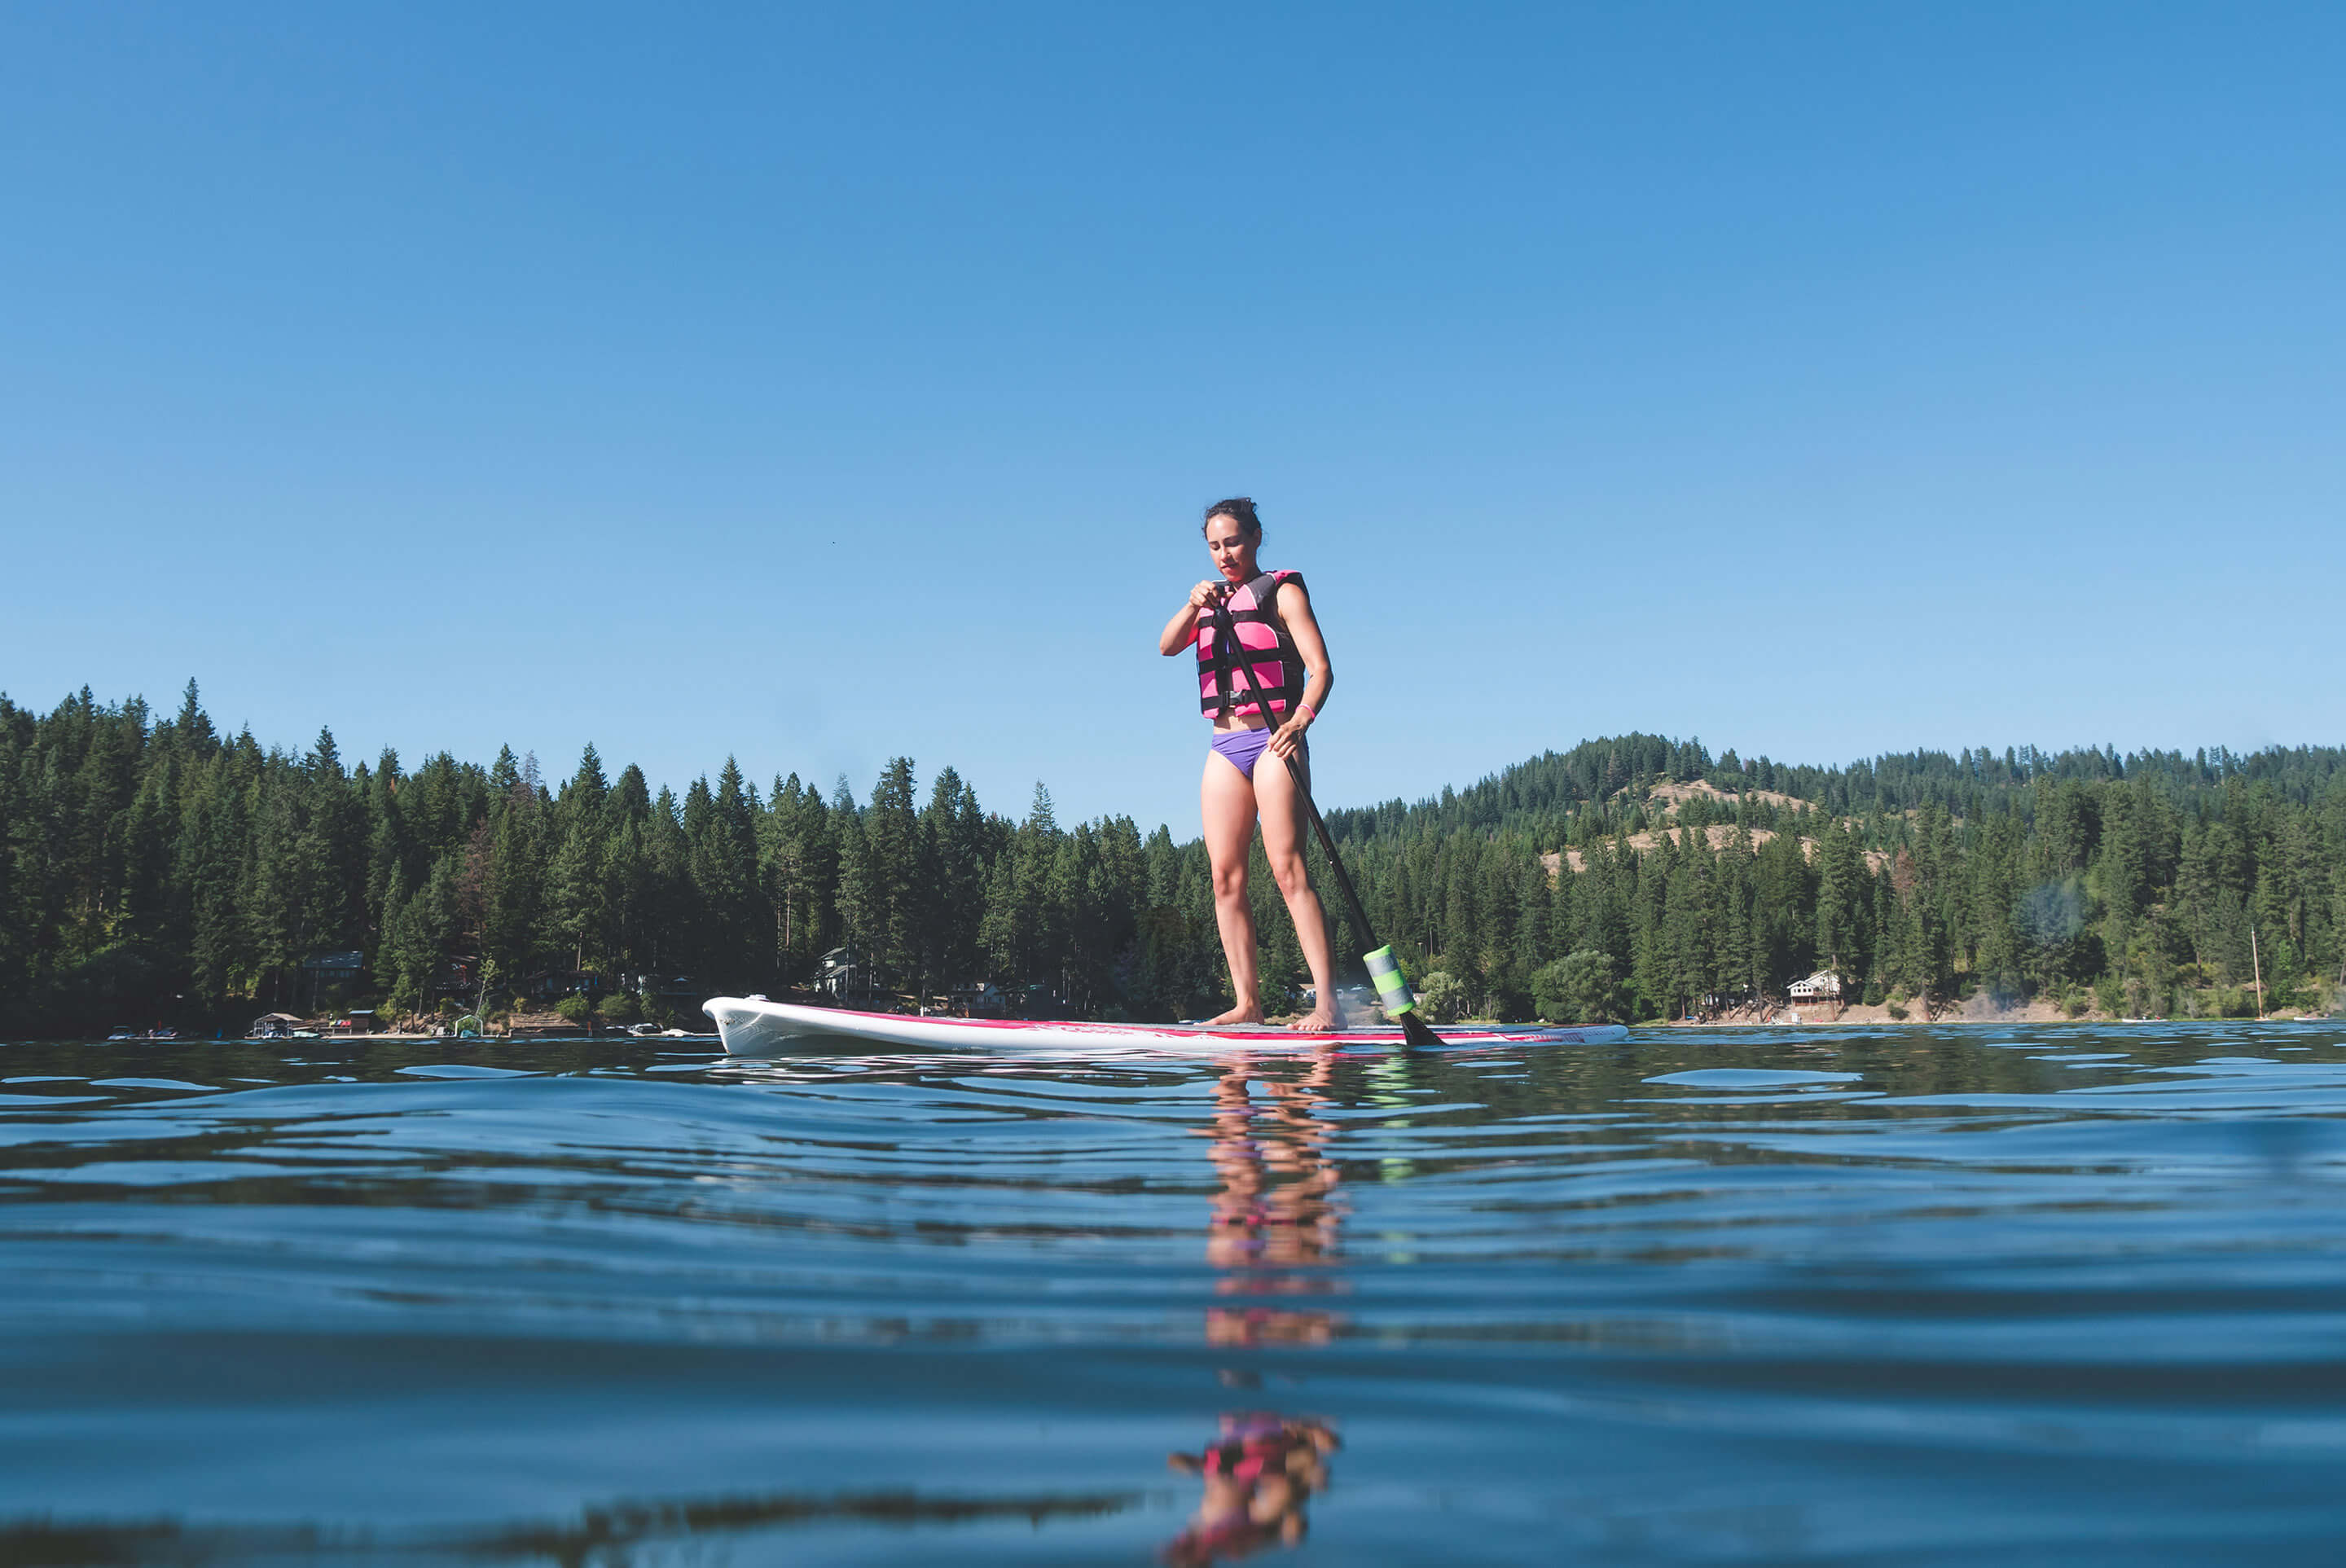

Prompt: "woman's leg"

[1254,751,1340,1030]
[1202,749,1264,1025]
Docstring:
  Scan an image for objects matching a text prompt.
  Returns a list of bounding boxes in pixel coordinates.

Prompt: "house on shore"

[949,980,1008,1017]
[1788,971,1843,1002]
[626,973,704,1005]
[297,949,365,1010]
[430,955,480,1002]
[524,968,603,1004]
[817,947,871,1002]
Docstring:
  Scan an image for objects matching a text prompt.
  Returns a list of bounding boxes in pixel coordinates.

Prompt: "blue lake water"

[5,1023,2346,1564]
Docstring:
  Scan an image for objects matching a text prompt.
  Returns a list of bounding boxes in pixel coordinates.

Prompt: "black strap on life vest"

[1204,570,1307,720]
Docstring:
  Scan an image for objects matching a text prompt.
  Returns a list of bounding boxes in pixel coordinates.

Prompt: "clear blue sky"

[5,3,2341,835]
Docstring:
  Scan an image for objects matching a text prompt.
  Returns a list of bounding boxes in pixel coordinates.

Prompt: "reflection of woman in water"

[1201,1051,1345,1346]
[1163,1412,1342,1563]
[1164,1053,1347,1562]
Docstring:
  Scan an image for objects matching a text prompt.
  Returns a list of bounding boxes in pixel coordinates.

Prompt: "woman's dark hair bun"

[1202,497,1263,541]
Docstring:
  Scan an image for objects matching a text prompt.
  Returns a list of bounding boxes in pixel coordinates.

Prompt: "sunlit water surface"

[6,1023,2346,1565]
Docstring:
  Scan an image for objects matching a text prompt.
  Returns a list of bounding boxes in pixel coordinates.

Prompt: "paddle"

[1208,591,1443,1051]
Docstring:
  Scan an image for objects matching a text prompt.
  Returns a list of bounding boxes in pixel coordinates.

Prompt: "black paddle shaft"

[1209,593,1440,1048]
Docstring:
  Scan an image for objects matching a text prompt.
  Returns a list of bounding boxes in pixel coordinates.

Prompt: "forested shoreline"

[3,683,2342,1034]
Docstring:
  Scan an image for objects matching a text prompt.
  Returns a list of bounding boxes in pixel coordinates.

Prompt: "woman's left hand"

[1267,713,1310,760]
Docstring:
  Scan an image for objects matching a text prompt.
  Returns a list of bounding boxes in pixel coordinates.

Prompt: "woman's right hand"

[1163,581,1229,656]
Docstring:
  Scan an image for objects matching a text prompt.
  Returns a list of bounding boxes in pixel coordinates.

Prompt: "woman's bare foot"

[1289,1006,1340,1033]
[1206,1003,1267,1026]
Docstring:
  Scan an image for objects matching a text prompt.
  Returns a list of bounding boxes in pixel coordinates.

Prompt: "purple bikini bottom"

[1210,728,1305,783]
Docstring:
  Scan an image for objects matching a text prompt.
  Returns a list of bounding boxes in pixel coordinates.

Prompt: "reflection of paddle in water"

[1166,1052,1346,1562]
[1163,1412,1342,1563]
[1200,1051,1347,1346]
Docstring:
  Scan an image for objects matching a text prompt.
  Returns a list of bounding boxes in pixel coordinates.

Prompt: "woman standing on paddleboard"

[1158,498,1341,1031]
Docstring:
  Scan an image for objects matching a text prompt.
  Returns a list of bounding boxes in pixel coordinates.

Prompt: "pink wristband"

[1297,702,1316,723]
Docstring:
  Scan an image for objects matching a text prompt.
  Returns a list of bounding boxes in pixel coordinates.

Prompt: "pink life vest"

[1197,570,1307,722]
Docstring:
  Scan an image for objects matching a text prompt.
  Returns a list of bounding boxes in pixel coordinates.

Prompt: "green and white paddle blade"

[1364,944,1442,1048]
[1364,945,1416,1015]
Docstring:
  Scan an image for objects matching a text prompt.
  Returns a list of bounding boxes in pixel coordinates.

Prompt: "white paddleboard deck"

[704,995,1628,1056]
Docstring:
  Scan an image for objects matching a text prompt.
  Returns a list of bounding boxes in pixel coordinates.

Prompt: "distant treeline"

[1326,733,2346,1021]
[2,684,2342,1033]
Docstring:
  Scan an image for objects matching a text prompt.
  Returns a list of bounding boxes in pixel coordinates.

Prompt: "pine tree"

[865,758,924,994]
[482,767,547,995]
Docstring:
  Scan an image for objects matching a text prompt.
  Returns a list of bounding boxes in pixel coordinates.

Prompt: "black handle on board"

[1208,592,1443,1051]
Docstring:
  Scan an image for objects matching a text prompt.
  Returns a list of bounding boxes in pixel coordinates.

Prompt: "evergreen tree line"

[3,683,2342,1033]
[1323,735,2346,1021]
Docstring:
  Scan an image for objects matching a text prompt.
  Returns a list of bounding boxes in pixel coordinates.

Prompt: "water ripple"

[2,1025,2345,1562]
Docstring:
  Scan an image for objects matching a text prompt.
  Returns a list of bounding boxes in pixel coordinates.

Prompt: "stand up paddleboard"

[704,995,1628,1056]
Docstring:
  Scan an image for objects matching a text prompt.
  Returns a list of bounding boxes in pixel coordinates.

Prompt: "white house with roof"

[817,946,869,1000]
[1788,970,1843,1000]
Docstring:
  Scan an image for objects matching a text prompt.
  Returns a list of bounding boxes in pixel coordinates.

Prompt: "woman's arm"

[1160,580,1224,657]
[1267,579,1332,760]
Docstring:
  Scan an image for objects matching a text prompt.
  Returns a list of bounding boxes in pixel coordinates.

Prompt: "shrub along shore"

[2,685,2339,1036]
